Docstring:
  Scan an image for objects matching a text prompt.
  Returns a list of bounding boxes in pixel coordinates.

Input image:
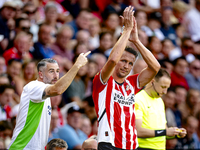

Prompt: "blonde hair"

[173,1,189,13]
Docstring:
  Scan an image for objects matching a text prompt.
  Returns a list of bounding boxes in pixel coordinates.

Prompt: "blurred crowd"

[0,0,200,149]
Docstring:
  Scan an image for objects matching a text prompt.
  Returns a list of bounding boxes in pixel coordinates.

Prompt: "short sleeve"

[57,126,83,149]
[27,81,50,102]
[126,74,141,94]
[93,71,110,94]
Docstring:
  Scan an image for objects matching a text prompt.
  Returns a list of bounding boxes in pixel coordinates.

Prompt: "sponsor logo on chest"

[113,90,135,106]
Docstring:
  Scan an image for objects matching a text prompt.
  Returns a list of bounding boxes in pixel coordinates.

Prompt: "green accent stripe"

[9,101,44,150]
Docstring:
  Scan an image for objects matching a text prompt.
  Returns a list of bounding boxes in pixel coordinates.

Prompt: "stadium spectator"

[91,31,113,58]
[193,111,200,148]
[3,32,32,65]
[148,36,163,60]
[185,59,200,90]
[82,138,97,150]
[21,60,37,86]
[57,105,87,149]
[178,89,200,121]
[82,96,96,120]
[6,59,23,95]
[173,85,187,128]
[67,9,93,39]
[173,0,200,42]
[135,10,148,31]
[0,84,14,121]
[42,2,61,43]
[90,53,107,71]
[175,116,198,149]
[88,18,101,50]
[46,138,68,150]
[163,89,177,127]
[0,1,16,52]
[23,2,39,42]
[51,25,74,71]
[161,38,177,61]
[0,73,10,85]
[83,60,98,98]
[171,56,189,90]
[50,95,64,126]
[0,56,6,74]
[160,6,177,46]
[81,115,92,137]
[172,37,195,63]
[15,18,31,33]
[102,0,127,20]
[51,25,74,61]
[0,120,13,148]
[62,56,87,106]
[48,108,60,142]
[31,24,55,59]
[103,12,121,40]
[89,117,98,137]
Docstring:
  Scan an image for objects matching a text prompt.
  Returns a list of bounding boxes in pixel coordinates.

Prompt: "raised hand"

[120,6,134,32]
[128,13,139,43]
[74,51,91,68]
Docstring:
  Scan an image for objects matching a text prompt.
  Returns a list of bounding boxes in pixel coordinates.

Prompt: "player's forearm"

[108,30,131,64]
[48,64,81,96]
[133,40,160,73]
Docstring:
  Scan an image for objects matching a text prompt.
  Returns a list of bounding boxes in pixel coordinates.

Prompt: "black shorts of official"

[98,142,138,150]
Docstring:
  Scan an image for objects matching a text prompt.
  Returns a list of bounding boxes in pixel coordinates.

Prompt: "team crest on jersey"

[126,85,130,91]
[47,105,51,115]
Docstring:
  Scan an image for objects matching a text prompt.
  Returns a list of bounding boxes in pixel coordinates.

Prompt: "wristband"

[121,26,125,34]
[155,129,166,137]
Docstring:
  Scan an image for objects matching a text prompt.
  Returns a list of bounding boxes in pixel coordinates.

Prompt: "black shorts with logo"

[98,142,138,150]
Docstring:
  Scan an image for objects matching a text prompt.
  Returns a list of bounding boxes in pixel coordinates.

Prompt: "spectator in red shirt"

[171,56,189,90]
[3,32,32,65]
[0,84,15,121]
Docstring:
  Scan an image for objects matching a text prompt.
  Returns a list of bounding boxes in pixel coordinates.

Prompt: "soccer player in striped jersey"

[8,51,90,150]
[92,6,160,150]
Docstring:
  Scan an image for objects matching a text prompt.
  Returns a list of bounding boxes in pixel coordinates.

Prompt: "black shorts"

[98,142,138,150]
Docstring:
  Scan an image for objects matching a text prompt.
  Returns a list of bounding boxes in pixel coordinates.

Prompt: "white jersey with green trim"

[8,80,51,150]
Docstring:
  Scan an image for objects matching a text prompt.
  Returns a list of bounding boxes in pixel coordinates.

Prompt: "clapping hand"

[120,6,135,33]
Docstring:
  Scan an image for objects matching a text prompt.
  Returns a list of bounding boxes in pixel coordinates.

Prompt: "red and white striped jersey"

[93,72,141,149]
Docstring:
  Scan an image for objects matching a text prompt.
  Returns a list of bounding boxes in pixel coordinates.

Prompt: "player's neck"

[144,84,158,98]
[112,74,125,84]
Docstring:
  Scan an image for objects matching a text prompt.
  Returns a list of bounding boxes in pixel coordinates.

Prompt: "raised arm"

[101,6,134,83]
[43,51,90,98]
[129,19,160,87]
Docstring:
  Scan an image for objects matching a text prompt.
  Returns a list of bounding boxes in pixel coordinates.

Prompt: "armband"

[155,129,166,137]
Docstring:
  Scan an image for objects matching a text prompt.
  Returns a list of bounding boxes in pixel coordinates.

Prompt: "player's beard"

[117,68,130,78]
[43,76,57,84]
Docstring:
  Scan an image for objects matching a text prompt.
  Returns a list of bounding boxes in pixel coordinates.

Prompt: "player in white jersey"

[92,6,160,149]
[8,51,90,150]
